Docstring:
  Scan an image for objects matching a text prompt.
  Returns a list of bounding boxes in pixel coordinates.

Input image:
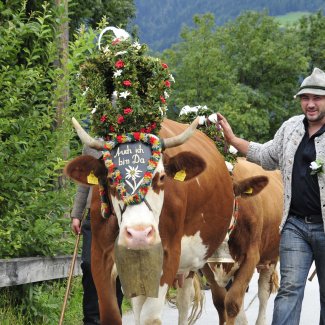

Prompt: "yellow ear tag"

[244,187,253,194]
[174,170,186,182]
[87,171,99,185]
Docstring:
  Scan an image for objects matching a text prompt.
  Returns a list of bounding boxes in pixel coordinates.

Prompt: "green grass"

[274,11,311,25]
[0,277,132,324]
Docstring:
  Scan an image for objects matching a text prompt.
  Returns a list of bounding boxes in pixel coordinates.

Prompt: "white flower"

[225,161,234,173]
[228,145,238,155]
[113,70,123,78]
[82,87,89,96]
[208,113,218,123]
[164,91,169,99]
[115,50,127,56]
[125,165,141,181]
[103,46,110,54]
[119,91,130,99]
[310,159,323,175]
[159,106,168,116]
[310,161,321,170]
[91,106,97,114]
[169,74,175,82]
[198,116,206,125]
[132,41,141,50]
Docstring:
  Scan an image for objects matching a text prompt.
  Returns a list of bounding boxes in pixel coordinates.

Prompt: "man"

[71,145,123,325]
[217,67,325,325]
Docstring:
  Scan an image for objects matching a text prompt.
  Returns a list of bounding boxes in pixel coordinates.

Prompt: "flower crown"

[79,27,174,138]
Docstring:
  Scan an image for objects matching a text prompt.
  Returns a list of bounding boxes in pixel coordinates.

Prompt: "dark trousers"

[82,213,123,325]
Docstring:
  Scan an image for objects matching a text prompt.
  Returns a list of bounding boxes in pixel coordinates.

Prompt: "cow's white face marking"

[210,262,240,287]
[113,159,165,249]
[178,231,208,272]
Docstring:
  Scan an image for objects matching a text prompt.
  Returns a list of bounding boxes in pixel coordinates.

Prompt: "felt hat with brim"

[294,67,325,98]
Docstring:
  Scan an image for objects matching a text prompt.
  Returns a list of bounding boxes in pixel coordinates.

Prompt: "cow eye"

[160,174,165,182]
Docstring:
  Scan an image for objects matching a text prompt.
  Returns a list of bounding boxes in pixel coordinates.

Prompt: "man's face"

[300,93,325,124]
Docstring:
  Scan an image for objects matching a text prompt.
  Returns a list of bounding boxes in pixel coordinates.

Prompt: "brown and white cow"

[65,119,269,325]
[202,158,283,325]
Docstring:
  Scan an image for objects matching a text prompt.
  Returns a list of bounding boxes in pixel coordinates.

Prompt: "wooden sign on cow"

[110,142,152,195]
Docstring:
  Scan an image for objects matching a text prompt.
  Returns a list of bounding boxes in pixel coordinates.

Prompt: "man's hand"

[217,113,236,143]
[71,218,81,235]
[217,112,250,156]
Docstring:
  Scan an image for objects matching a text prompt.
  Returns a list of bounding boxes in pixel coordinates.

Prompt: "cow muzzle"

[119,225,161,250]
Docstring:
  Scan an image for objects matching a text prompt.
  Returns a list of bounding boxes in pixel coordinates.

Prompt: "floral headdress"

[79,27,174,138]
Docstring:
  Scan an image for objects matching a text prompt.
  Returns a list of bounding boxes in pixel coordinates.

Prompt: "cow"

[65,118,270,325]
[201,158,283,325]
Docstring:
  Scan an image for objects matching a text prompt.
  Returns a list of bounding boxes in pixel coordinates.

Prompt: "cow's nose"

[125,225,155,249]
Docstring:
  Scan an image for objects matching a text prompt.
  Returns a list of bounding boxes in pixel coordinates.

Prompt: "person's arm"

[217,113,250,155]
[71,185,90,234]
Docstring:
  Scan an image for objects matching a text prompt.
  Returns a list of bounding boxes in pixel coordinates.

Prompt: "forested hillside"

[132,0,325,51]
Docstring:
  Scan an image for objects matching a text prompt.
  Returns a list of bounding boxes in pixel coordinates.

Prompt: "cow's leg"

[136,284,169,325]
[176,273,195,325]
[225,246,259,324]
[255,264,277,325]
[201,263,227,324]
[234,302,248,325]
[131,295,146,325]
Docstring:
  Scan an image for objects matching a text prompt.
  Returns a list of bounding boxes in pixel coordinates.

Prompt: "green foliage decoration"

[79,32,174,137]
[178,106,238,167]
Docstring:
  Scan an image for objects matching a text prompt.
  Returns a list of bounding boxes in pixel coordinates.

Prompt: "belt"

[295,214,323,224]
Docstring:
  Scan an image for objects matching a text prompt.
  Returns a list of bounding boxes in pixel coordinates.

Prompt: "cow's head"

[65,117,206,250]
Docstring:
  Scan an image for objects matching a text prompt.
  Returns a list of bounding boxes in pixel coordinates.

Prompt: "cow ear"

[64,155,107,185]
[233,175,269,197]
[164,151,206,181]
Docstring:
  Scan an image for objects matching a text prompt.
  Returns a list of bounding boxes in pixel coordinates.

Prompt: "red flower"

[151,122,157,129]
[149,136,157,144]
[140,128,145,133]
[112,38,120,45]
[115,174,122,181]
[162,63,168,69]
[100,115,107,122]
[146,126,152,133]
[123,80,132,87]
[160,96,166,104]
[109,126,115,132]
[165,80,171,87]
[123,107,133,115]
[115,60,125,69]
[144,172,152,178]
[133,132,141,141]
[117,135,124,143]
[117,115,125,124]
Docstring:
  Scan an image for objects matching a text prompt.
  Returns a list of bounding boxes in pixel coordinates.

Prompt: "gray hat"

[294,67,325,98]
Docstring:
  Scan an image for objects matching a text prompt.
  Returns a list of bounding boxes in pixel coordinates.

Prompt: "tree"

[297,11,325,72]
[163,12,309,142]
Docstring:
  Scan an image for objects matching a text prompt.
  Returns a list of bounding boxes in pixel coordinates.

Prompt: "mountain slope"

[131,0,325,51]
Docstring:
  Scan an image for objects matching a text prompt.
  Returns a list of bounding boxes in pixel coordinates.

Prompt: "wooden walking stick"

[308,268,317,282]
[59,212,86,325]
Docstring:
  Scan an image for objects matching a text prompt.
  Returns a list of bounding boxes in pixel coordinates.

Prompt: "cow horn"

[162,117,200,149]
[71,117,105,150]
